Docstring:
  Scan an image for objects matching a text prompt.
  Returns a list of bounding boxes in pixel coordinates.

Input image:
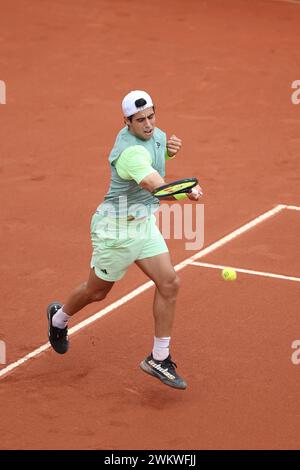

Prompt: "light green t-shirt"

[97,126,172,218]
[115,145,156,184]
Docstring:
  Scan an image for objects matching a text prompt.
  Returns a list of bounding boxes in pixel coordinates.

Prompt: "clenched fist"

[167,134,182,158]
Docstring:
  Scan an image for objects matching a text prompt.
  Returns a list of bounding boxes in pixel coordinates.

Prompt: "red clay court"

[0,0,300,450]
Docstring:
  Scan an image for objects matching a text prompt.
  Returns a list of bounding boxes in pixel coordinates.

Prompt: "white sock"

[52,307,71,329]
[152,336,171,361]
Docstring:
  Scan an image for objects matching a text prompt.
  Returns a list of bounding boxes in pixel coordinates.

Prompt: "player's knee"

[172,274,180,295]
[159,274,180,298]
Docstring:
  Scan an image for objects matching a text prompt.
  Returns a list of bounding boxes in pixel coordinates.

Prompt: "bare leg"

[135,253,179,337]
[63,268,114,316]
[137,253,187,389]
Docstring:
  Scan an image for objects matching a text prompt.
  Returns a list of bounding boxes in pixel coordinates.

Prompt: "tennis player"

[47,90,202,390]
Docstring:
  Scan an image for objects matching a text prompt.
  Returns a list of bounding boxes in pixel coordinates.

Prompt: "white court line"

[0,203,289,379]
[271,0,300,4]
[286,205,300,211]
[173,204,286,271]
[191,261,300,283]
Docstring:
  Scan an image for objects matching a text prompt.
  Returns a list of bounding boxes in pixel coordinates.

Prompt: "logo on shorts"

[100,268,108,275]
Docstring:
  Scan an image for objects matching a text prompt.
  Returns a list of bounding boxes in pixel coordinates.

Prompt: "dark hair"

[135,98,147,107]
[127,105,155,122]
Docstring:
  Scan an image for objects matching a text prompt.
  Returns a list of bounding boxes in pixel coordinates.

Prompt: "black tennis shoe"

[47,302,69,354]
[140,354,187,390]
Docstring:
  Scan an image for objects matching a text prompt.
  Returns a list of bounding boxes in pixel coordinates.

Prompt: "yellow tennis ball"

[222,268,237,281]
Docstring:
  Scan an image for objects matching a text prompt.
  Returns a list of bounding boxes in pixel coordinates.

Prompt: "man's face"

[125,107,156,140]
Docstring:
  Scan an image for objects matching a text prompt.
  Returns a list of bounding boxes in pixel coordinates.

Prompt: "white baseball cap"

[122,90,154,117]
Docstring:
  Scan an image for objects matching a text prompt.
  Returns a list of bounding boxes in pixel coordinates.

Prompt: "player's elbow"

[139,171,165,193]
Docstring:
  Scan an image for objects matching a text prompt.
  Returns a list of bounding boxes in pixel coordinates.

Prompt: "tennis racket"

[152,177,199,198]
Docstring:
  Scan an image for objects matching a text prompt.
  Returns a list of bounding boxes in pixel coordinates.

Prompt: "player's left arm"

[165,134,202,200]
[166,134,182,159]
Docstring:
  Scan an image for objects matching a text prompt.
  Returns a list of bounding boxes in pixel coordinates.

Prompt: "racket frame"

[152,177,198,198]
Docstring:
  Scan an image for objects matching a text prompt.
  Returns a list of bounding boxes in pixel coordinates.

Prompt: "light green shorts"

[90,213,168,281]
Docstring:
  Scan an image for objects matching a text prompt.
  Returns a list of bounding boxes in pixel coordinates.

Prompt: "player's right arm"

[115,146,199,200]
[115,145,165,192]
[139,171,165,192]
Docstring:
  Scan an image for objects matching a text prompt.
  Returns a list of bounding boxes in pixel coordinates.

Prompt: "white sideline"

[0,203,293,379]
[191,261,300,283]
[286,205,300,211]
[271,0,300,4]
[273,0,300,4]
